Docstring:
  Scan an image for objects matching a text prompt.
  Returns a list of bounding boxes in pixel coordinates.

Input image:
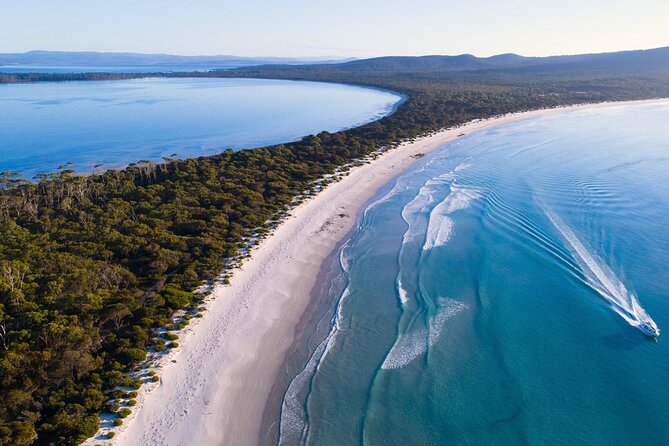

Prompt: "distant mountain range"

[2,46,668,75]
[0,50,354,69]
[313,46,669,74]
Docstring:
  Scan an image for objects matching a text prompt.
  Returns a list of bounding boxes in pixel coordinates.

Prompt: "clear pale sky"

[1,0,668,58]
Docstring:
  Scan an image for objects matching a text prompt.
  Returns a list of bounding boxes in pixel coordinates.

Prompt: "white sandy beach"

[85,101,659,446]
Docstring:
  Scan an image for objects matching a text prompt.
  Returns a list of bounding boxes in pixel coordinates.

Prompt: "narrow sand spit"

[86,101,660,446]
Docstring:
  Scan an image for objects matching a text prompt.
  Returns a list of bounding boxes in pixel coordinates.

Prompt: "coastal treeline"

[1,60,669,445]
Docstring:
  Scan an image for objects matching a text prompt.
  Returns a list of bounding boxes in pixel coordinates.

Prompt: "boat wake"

[542,205,659,336]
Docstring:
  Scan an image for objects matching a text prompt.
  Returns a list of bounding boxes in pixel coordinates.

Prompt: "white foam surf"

[399,159,473,236]
[542,205,658,333]
[394,162,480,310]
[279,243,354,445]
[397,277,409,304]
[400,172,454,232]
[423,184,481,250]
[381,299,467,370]
[278,331,330,446]
[423,215,454,250]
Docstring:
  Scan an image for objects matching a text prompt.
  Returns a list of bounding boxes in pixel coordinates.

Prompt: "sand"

[86,102,655,445]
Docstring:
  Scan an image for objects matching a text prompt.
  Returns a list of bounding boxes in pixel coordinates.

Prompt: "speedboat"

[638,319,661,337]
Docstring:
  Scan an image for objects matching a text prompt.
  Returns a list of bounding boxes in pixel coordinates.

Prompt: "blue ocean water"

[279,101,669,445]
[0,78,401,178]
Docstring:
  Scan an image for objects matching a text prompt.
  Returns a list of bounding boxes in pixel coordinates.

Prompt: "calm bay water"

[0,65,223,73]
[280,101,669,445]
[0,78,401,178]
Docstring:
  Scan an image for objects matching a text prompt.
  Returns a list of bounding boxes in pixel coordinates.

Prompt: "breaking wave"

[278,245,353,445]
[397,277,409,304]
[423,184,481,250]
[381,299,467,370]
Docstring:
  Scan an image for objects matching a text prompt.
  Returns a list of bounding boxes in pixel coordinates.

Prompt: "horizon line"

[2,43,668,61]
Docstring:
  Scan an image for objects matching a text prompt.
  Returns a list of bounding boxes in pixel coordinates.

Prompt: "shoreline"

[258,220,351,444]
[86,98,668,445]
[1,77,403,181]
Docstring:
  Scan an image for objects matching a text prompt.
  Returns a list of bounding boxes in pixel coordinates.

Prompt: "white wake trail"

[542,206,657,333]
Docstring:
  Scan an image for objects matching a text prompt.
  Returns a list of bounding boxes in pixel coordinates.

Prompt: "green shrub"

[163,285,193,309]
[139,317,154,327]
[107,432,116,438]
[110,390,125,399]
[128,399,137,406]
[108,360,123,371]
[129,378,143,389]
[128,391,138,398]
[167,341,179,349]
[154,344,166,352]
[164,332,179,341]
[120,376,142,388]
[117,408,132,419]
[151,375,160,382]
[105,401,120,413]
[113,419,123,426]
[120,347,147,364]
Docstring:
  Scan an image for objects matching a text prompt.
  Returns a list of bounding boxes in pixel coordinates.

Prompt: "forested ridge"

[1,54,669,445]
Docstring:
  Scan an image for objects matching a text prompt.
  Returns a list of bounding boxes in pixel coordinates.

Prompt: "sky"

[1,0,668,58]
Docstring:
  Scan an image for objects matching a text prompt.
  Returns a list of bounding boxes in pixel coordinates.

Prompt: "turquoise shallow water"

[0,78,401,178]
[279,101,669,445]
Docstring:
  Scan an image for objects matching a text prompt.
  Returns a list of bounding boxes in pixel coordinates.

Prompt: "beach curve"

[84,102,644,446]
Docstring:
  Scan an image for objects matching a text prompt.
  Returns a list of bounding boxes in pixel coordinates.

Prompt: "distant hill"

[335,53,550,71]
[507,46,669,74]
[2,46,668,85]
[0,50,353,70]
[3,47,668,75]
[242,46,669,74]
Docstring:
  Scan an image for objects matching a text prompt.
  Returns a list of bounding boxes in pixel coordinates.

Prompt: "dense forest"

[1,52,669,445]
